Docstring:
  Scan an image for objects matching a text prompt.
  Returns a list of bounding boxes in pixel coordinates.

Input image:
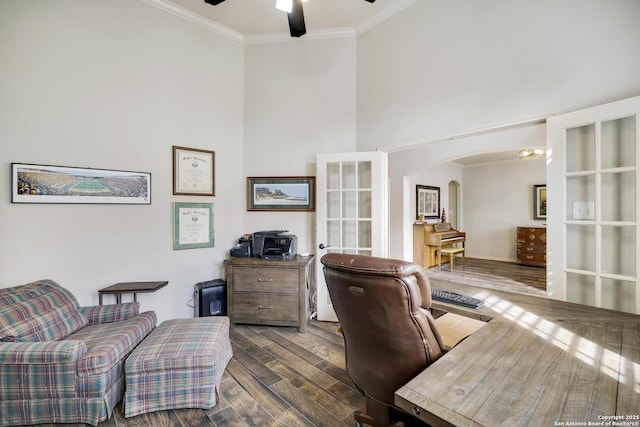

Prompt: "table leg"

[133,293,137,303]
[99,294,103,305]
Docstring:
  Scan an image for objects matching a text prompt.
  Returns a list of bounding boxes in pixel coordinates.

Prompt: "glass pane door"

[315,152,388,321]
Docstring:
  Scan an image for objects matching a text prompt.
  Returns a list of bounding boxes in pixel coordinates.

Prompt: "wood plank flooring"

[46,259,545,427]
[428,257,547,296]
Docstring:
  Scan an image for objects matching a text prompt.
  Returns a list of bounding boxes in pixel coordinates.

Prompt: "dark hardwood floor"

[47,259,545,427]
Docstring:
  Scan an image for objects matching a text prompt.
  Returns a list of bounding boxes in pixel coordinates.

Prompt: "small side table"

[98,281,168,305]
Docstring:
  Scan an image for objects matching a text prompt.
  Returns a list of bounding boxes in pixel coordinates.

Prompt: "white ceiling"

[167,0,414,37]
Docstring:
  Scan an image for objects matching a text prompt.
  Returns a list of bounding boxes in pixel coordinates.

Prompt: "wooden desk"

[395,281,640,426]
[98,281,168,305]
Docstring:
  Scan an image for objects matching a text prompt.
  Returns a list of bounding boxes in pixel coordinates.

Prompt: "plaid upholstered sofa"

[0,279,157,426]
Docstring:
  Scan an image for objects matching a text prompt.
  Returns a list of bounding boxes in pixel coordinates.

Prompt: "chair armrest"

[0,340,86,364]
[79,301,140,325]
[0,341,87,401]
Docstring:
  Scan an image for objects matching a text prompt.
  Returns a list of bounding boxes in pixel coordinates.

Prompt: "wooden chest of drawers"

[224,255,314,333]
[517,227,546,268]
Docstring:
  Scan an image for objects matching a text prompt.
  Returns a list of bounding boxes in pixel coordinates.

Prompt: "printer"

[252,230,297,260]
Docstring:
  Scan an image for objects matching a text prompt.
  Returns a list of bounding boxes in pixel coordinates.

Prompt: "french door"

[547,95,640,314]
[315,151,388,322]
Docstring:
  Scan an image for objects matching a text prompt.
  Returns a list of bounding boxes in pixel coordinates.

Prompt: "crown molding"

[145,0,415,44]
[245,27,356,45]
[356,0,416,35]
[143,0,245,43]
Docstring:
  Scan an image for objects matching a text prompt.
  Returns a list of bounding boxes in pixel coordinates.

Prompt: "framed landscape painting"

[247,176,315,211]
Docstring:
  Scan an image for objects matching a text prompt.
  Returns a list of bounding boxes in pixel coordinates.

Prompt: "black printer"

[253,230,297,260]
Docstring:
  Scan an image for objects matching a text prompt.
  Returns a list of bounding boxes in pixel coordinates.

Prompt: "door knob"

[319,243,329,250]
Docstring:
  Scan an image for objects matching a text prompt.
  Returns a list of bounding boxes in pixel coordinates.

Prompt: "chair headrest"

[320,253,421,279]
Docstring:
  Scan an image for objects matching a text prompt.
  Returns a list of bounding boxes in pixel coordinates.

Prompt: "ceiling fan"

[204,0,376,38]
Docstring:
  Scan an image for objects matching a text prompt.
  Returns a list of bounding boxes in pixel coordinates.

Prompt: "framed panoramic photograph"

[533,184,547,220]
[416,185,440,220]
[172,146,215,196]
[11,163,151,204]
[247,176,315,211]
[173,202,214,250]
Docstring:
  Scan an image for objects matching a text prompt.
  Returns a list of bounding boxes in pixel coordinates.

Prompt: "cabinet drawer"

[518,253,546,264]
[233,293,298,322]
[517,228,546,244]
[233,266,298,293]
[517,244,546,255]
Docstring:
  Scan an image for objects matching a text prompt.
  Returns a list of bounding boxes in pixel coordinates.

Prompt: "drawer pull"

[257,278,273,282]
[526,247,534,251]
[258,305,274,310]
[526,255,533,259]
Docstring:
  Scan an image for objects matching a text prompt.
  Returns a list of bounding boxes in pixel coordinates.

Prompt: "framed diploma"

[172,202,214,250]
[172,146,215,196]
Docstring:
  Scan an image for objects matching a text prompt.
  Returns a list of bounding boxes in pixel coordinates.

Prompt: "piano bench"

[438,247,465,272]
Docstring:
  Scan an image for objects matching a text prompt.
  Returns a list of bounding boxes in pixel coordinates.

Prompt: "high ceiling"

[167,0,414,37]
[158,0,535,165]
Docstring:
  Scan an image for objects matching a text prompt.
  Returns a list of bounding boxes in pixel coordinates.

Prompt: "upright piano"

[413,223,466,269]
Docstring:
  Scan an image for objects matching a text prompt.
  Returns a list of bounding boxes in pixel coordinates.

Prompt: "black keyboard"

[431,289,485,309]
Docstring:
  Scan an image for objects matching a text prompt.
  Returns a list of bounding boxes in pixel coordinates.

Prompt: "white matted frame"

[416,185,440,219]
[172,146,215,196]
[11,163,151,205]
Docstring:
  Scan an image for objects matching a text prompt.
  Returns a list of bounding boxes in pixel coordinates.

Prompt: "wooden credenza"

[516,227,546,267]
[224,255,314,333]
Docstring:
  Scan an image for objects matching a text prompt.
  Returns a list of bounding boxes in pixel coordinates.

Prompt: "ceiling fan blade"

[204,0,225,5]
[288,0,306,37]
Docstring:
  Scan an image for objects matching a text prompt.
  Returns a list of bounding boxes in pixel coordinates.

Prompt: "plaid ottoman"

[123,317,232,418]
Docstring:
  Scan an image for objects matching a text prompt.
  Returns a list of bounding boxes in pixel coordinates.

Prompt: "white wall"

[408,163,463,227]
[389,124,546,259]
[404,157,547,264]
[358,0,640,260]
[243,38,357,255]
[0,1,245,322]
[357,0,640,151]
[462,158,546,261]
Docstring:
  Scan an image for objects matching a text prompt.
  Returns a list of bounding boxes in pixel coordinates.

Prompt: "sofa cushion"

[64,310,157,376]
[0,279,88,342]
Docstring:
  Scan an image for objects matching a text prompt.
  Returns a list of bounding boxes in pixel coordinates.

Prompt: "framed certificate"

[172,146,215,196]
[172,202,214,250]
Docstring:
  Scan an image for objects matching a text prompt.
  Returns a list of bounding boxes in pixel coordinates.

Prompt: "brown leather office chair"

[321,253,447,427]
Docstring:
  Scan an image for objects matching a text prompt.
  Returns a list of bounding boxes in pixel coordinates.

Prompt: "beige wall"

[0,0,244,322]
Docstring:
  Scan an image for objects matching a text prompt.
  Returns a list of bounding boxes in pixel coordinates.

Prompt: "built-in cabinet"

[547,95,640,314]
[516,227,546,268]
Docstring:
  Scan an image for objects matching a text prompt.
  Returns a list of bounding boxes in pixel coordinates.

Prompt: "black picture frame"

[533,184,547,220]
[11,163,151,205]
[416,185,440,220]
